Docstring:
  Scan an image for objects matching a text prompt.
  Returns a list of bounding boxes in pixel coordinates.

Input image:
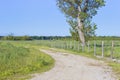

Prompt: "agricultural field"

[0,41,54,80]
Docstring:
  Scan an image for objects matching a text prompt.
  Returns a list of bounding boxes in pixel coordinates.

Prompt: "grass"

[0,42,54,80]
[108,62,120,78]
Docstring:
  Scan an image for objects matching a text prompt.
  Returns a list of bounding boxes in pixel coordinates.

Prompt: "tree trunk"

[77,6,86,46]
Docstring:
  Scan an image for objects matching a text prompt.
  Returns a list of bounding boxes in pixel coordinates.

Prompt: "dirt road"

[30,49,116,80]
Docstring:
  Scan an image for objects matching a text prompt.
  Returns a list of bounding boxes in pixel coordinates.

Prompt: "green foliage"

[57,0,105,21]
[2,35,31,41]
[0,36,72,41]
[79,12,88,20]
[84,23,97,41]
[108,62,120,78]
[2,33,14,40]
[0,42,54,80]
[68,19,79,41]
[57,0,105,42]
[69,18,97,41]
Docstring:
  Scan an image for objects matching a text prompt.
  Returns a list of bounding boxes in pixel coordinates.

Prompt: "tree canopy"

[57,0,105,45]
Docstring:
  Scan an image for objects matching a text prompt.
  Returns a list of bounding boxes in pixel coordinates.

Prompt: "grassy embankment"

[0,42,54,80]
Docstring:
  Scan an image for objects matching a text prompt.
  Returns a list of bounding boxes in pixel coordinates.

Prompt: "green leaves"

[57,0,105,42]
[95,0,105,6]
[79,12,88,20]
[57,0,105,19]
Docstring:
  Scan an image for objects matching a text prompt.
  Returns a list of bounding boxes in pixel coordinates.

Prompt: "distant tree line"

[30,36,71,40]
[0,35,120,41]
[0,35,31,40]
[0,35,71,41]
[90,36,120,41]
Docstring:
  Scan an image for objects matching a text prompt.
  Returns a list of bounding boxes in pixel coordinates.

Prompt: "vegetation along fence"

[34,40,120,61]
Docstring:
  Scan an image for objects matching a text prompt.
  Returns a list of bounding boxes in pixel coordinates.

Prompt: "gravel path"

[30,49,116,80]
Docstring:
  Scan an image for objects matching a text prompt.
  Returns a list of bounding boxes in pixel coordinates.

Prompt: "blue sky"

[0,0,120,36]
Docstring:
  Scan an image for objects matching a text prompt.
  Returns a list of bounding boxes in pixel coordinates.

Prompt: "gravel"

[30,49,117,80]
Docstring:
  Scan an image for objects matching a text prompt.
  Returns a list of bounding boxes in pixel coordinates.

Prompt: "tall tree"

[69,19,97,41]
[57,0,105,46]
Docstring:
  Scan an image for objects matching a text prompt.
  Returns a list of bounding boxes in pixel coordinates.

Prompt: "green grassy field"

[0,41,54,80]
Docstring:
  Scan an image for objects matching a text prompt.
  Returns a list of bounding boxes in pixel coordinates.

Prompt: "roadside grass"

[0,42,54,80]
[108,62,120,78]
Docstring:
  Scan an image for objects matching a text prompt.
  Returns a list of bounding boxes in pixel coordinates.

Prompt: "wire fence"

[34,40,120,61]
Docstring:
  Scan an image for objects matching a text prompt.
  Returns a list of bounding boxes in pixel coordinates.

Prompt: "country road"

[30,49,116,80]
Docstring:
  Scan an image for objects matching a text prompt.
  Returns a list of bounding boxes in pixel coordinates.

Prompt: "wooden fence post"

[88,41,90,52]
[63,41,65,49]
[74,40,76,50]
[111,41,114,59]
[61,42,64,49]
[64,41,67,49]
[66,42,68,49]
[69,41,71,49]
[78,42,80,51]
[102,41,104,58]
[51,43,53,48]
[94,41,96,56]
[60,42,62,49]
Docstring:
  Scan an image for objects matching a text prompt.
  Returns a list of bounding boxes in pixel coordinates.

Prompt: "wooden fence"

[37,40,120,61]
